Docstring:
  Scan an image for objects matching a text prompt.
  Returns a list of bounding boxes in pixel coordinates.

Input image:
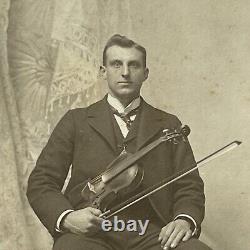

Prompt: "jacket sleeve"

[27,110,75,236]
[171,119,205,235]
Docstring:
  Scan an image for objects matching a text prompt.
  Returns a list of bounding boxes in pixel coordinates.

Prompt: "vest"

[107,106,161,223]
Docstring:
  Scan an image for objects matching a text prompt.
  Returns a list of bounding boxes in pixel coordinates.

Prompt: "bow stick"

[100,140,241,219]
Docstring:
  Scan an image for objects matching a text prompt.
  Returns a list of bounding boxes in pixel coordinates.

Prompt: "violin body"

[80,150,144,212]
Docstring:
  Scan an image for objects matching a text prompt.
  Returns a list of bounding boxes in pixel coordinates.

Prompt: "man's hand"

[62,207,104,235]
[158,219,192,249]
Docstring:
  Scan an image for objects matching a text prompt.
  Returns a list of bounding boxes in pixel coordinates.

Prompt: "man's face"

[101,45,149,103]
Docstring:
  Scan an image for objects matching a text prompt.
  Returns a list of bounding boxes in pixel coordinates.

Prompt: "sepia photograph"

[0,1,249,249]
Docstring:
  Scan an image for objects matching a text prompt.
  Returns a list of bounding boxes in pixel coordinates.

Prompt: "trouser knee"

[53,233,110,250]
[176,238,212,250]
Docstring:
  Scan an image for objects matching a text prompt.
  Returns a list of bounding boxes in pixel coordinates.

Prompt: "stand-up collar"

[107,94,141,115]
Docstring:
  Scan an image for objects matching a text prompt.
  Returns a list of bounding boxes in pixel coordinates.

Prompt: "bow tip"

[234,140,242,145]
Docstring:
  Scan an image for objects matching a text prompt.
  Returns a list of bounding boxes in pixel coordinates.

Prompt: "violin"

[78,125,190,212]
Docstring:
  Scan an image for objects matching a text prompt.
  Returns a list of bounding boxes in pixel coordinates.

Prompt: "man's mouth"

[118,81,132,84]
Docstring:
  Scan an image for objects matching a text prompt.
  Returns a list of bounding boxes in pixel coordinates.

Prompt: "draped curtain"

[1,1,131,249]
[2,1,249,250]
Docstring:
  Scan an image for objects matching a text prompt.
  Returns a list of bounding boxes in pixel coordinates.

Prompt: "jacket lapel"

[86,97,165,152]
[136,100,165,150]
[87,97,117,152]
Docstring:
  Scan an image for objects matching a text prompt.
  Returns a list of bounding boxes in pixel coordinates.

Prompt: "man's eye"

[129,62,139,68]
[112,61,121,68]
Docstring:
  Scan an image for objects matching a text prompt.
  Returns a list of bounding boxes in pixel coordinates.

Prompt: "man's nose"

[121,65,129,78]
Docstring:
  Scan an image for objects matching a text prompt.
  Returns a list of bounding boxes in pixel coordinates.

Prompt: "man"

[27,34,212,250]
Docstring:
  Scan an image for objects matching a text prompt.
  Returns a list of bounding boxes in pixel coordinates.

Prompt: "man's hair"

[103,34,147,67]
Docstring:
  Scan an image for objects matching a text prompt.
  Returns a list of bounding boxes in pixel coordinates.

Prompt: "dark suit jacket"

[27,97,205,237]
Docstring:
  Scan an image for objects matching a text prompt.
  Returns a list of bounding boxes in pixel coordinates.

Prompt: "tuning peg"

[163,128,171,134]
[181,125,191,137]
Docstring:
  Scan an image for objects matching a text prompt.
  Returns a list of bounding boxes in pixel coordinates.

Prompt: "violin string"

[90,159,124,183]
[90,163,120,183]
[90,164,121,183]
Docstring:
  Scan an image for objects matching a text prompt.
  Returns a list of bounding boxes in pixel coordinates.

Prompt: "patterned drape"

[0,0,33,249]
[1,0,131,249]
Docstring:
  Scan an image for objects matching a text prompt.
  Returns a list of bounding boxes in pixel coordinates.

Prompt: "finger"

[88,207,102,216]
[182,230,192,242]
[170,230,186,248]
[161,226,176,247]
[158,227,165,241]
[163,228,179,249]
[158,228,165,241]
[158,223,174,241]
[91,216,105,227]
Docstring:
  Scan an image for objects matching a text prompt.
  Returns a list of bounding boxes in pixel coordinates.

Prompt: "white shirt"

[107,94,141,138]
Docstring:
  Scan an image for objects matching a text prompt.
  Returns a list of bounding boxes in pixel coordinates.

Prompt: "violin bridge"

[121,145,127,153]
[87,182,96,194]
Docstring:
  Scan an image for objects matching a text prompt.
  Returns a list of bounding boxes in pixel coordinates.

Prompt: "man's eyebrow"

[109,59,122,64]
[108,59,142,66]
[128,60,141,65]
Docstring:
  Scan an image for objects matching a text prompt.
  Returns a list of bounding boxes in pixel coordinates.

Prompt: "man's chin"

[116,91,138,100]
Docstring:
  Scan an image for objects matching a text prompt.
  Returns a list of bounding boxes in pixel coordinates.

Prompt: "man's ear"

[99,65,107,80]
[144,67,149,81]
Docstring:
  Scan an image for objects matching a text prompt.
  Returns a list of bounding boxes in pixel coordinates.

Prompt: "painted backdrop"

[1,1,249,250]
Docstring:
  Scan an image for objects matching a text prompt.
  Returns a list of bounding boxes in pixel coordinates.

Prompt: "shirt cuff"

[174,214,197,236]
[55,209,74,233]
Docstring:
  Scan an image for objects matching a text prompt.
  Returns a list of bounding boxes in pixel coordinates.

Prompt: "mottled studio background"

[0,0,249,249]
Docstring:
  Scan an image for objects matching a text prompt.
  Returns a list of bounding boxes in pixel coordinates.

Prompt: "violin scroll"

[162,125,190,144]
[180,124,191,137]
